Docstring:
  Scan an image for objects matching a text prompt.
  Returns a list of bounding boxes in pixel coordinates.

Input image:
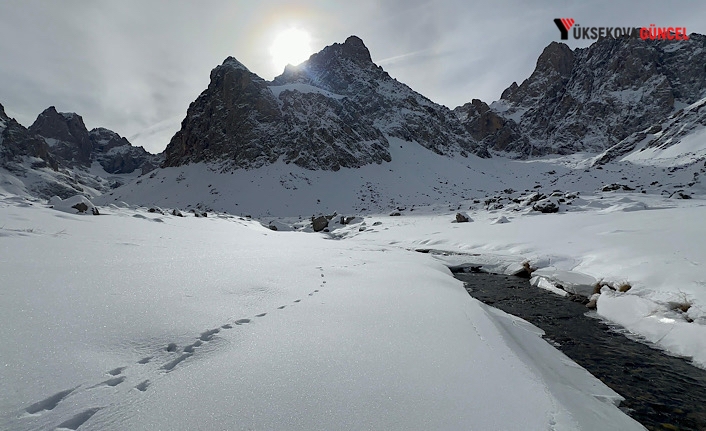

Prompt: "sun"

[269,28,313,72]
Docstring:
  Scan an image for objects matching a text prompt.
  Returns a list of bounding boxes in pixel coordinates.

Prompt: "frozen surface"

[0,197,643,430]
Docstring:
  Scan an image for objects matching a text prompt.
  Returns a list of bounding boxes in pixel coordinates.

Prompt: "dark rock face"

[163,36,483,171]
[0,103,58,170]
[89,128,161,174]
[460,34,706,157]
[29,107,94,166]
[312,215,329,232]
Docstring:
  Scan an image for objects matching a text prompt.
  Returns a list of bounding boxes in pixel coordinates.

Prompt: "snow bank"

[344,198,706,369]
[0,199,642,430]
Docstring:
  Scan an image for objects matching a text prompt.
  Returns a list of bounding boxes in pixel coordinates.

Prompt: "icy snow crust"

[0,197,644,430]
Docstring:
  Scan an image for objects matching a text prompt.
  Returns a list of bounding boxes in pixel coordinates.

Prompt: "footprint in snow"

[277,305,286,309]
[107,367,126,376]
[137,356,152,364]
[199,328,220,342]
[134,380,151,392]
[161,353,192,372]
[24,387,77,415]
[293,299,301,303]
[99,376,125,387]
[255,313,267,317]
[235,318,251,325]
[166,343,178,352]
[56,407,101,430]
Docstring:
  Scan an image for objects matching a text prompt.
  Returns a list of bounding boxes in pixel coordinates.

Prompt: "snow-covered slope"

[97,134,706,217]
[0,196,644,430]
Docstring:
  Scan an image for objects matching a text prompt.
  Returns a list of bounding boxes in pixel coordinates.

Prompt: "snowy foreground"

[0,196,648,430]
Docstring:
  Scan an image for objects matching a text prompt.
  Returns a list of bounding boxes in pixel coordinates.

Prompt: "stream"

[456,272,706,431]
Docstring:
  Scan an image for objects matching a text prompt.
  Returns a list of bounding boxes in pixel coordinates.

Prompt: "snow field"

[0,198,643,430]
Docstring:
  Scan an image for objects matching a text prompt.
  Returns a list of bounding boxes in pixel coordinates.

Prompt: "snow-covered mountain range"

[0,103,161,199]
[3,34,706,213]
[4,33,706,431]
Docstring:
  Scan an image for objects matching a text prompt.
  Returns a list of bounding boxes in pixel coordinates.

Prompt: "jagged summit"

[221,56,251,72]
[462,33,706,156]
[163,35,482,171]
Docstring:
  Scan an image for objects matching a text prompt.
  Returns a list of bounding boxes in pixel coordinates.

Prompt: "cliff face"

[458,34,706,157]
[163,36,484,172]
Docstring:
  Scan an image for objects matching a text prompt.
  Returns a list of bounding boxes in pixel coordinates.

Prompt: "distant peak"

[0,102,6,119]
[535,42,574,76]
[221,56,250,71]
[341,35,372,63]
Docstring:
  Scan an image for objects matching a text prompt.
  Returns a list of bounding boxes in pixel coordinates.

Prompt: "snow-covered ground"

[331,193,706,369]
[0,195,645,430]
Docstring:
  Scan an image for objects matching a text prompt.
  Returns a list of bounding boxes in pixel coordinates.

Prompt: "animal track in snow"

[107,367,126,376]
[134,380,151,392]
[21,265,329,428]
[199,328,220,342]
[56,407,101,430]
[24,387,77,414]
[161,353,192,372]
[99,376,125,387]
[183,340,202,353]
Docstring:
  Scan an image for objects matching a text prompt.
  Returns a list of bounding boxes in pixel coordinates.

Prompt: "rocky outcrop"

[163,36,484,171]
[29,107,94,167]
[90,128,162,174]
[460,34,706,157]
[0,103,58,170]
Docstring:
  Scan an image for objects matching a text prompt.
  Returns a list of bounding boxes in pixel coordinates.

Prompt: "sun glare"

[270,28,313,72]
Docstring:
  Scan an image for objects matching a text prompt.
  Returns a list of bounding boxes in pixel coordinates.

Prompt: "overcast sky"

[1,0,705,154]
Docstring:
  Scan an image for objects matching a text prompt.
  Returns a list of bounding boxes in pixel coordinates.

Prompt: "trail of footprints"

[19,266,328,430]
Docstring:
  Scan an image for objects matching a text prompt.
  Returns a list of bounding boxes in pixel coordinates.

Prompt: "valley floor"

[0,194,653,430]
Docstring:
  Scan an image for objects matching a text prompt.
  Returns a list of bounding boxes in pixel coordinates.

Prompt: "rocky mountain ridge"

[0,103,161,198]
[163,36,485,172]
[472,34,706,156]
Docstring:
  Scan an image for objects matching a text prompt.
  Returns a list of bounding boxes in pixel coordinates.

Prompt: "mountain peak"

[0,102,6,120]
[535,42,573,76]
[341,35,372,63]
[221,56,250,71]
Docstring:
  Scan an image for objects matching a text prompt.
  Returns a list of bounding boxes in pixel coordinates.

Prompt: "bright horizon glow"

[269,28,313,73]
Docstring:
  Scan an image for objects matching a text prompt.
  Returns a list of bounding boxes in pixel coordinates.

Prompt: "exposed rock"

[72,202,88,213]
[312,215,329,232]
[163,36,484,172]
[532,199,559,213]
[455,212,471,223]
[462,34,706,157]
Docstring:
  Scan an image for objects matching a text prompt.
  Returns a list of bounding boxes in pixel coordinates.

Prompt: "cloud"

[1,0,705,153]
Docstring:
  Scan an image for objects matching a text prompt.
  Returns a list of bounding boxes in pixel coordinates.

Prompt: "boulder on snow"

[532,199,559,213]
[312,215,329,232]
[49,195,97,215]
[455,212,472,223]
[72,202,88,213]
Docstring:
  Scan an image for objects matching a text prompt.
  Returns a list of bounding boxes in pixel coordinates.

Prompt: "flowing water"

[456,272,706,431]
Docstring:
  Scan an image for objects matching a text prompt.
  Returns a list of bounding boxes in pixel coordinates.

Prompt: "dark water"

[456,272,706,431]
